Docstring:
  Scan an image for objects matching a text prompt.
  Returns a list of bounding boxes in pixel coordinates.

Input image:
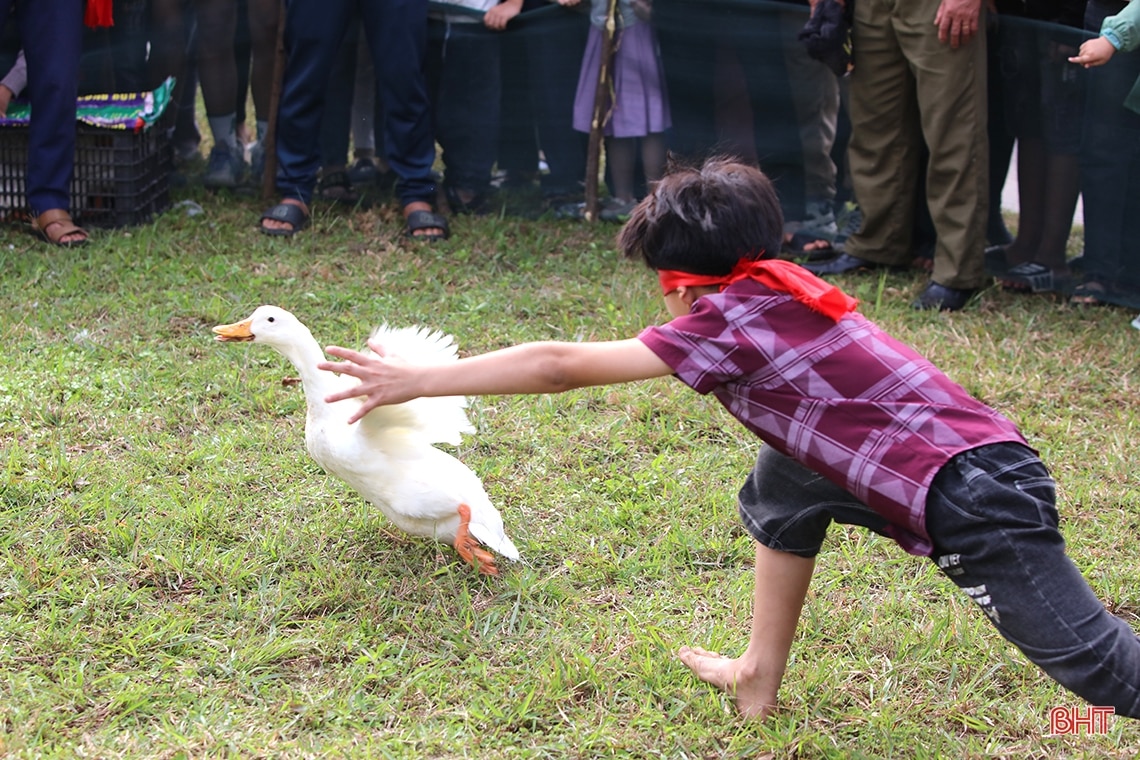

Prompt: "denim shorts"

[738,443,1140,717]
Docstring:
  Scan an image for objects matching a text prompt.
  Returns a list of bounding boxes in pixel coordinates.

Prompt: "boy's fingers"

[324,344,370,362]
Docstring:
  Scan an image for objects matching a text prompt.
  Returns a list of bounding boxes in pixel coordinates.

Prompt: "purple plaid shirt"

[638,279,1027,556]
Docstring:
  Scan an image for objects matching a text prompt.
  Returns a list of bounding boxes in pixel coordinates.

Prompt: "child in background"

[319,157,1140,721]
[560,0,670,221]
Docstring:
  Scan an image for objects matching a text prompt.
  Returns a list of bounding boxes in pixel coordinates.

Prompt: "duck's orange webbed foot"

[454,503,499,576]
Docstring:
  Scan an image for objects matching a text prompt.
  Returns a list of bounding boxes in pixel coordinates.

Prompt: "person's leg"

[905,0,989,291]
[925,444,1140,716]
[361,0,443,236]
[527,7,588,200]
[640,132,666,185]
[604,137,637,203]
[843,0,922,265]
[21,0,85,240]
[264,0,351,231]
[678,543,815,720]
[433,23,497,209]
[680,446,889,719]
[193,0,245,187]
[315,13,359,202]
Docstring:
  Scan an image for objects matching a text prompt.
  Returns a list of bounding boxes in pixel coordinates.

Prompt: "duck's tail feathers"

[358,324,475,445]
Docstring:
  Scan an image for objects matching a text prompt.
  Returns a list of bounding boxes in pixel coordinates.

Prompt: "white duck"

[213,305,519,575]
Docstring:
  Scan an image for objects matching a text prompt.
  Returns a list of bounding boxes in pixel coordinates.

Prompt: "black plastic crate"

[0,118,172,229]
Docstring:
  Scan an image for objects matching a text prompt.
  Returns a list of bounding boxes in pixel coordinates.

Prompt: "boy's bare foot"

[677,645,775,719]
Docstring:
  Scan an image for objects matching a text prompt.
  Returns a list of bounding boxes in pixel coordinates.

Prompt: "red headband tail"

[658,258,858,321]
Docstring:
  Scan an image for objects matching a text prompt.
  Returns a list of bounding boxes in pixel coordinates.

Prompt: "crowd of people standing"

[2,0,1140,310]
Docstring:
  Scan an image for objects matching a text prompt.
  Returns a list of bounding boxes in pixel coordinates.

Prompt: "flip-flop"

[999,261,1054,293]
[259,201,310,237]
[1070,280,1108,306]
[404,209,450,241]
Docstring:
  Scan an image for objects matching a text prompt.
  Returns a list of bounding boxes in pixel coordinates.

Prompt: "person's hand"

[484,0,521,30]
[0,85,13,118]
[318,341,419,424]
[1069,36,1117,68]
[556,0,581,7]
[934,0,982,49]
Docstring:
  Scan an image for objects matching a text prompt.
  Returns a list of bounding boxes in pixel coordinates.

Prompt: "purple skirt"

[572,22,671,138]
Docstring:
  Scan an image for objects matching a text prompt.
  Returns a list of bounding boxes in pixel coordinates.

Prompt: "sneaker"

[799,199,838,241]
[203,144,246,189]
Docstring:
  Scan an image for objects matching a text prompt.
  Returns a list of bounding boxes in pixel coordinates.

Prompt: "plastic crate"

[0,118,172,229]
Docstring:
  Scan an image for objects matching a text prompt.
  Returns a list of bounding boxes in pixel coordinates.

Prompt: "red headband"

[658,258,858,321]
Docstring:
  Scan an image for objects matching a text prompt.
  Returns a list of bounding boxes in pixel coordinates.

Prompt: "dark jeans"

[739,443,1140,717]
[277,0,435,207]
[497,2,587,196]
[426,19,500,194]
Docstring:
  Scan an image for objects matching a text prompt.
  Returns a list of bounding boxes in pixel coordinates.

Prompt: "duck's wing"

[355,324,475,446]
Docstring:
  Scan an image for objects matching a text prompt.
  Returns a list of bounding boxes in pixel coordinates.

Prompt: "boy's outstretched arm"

[319,339,674,423]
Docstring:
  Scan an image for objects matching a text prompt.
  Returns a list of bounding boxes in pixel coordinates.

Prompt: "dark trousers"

[739,443,1140,716]
[497,3,587,197]
[426,18,500,194]
[3,0,84,215]
[277,0,434,206]
[1080,0,1140,292]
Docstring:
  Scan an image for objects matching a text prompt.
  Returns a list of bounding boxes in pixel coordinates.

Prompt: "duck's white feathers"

[215,305,519,565]
[354,324,474,447]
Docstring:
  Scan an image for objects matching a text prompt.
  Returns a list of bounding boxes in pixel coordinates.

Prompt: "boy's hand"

[1069,36,1116,68]
[485,0,522,30]
[0,85,13,117]
[319,341,419,424]
[934,0,981,49]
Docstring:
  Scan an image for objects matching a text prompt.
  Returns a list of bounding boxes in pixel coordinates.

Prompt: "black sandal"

[259,201,310,237]
[404,209,450,241]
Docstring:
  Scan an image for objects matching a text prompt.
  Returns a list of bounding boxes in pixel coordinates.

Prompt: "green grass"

[0,187,1137,758]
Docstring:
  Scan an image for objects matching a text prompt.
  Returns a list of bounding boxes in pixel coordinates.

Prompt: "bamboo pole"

[583,0,618,223]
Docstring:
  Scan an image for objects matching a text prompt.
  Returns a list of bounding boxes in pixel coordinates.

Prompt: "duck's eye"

[268,317,275,323]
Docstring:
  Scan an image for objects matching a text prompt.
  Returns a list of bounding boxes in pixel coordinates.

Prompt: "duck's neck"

[274,334,341,412]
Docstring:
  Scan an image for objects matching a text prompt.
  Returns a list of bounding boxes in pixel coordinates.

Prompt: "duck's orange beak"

[213,318,255,342]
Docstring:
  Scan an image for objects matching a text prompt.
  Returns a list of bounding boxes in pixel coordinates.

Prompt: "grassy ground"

[0,185,1137,758]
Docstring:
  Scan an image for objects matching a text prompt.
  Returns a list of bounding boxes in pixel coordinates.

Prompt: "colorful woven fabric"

[0,77,174,132]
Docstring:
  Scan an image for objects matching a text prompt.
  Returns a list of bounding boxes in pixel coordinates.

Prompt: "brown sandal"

[33,209,89,247]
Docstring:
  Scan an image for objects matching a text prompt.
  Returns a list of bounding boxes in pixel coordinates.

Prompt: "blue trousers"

[739,443,1140,717]
[3,0,84,215]
[277,0,435,207]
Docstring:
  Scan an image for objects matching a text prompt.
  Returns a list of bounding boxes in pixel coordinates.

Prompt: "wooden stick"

[583,0,618,223]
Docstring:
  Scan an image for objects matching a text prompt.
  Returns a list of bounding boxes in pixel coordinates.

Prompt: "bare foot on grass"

[677,645,775,719]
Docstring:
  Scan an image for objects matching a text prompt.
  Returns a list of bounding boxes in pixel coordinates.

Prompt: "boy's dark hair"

[617,156,784,275]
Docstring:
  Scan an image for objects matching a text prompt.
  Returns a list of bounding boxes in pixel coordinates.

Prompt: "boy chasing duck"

[318,158,1140,720]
